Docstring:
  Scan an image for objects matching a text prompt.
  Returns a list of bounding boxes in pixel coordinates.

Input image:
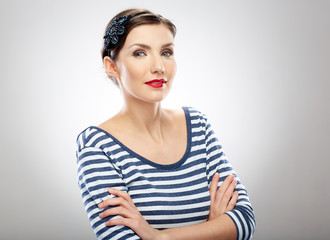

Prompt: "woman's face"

[114,24,176,104]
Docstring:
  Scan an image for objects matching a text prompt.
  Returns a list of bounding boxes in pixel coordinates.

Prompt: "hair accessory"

[104,15,132,49]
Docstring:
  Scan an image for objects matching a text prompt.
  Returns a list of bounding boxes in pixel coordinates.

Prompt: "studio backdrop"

[0,0,329,239]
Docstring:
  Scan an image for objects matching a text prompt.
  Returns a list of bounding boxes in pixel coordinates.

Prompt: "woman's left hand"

[208,173,239,221]
[98,188,160,240]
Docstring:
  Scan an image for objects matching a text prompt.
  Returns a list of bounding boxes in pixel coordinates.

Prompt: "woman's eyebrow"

[128,43,174,49]
[162,43,175,48]
[129,43,151,49]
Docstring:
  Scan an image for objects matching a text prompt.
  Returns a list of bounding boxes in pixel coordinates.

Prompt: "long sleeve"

[204,117,256,240]
[76,145,140,240]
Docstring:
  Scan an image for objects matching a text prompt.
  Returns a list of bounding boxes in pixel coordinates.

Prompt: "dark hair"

[101,8,176,86]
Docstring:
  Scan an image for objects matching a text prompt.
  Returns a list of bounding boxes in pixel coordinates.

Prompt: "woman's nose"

[151,55,165,74]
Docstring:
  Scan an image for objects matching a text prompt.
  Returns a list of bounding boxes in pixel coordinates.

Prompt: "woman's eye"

[134,51,146,57]
[162,50,173,57]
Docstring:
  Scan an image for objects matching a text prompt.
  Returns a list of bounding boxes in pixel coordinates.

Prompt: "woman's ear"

[104,56,120,79]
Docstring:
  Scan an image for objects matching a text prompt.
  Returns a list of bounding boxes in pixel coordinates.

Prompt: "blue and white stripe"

[76,107,255,240]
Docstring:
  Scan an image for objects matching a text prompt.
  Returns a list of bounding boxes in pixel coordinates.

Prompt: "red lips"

[145,79,167,88]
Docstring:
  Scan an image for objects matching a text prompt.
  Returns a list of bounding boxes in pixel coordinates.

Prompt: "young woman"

[76,8,255,240]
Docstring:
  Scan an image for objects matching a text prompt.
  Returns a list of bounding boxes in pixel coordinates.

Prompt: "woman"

[76,8,255,240]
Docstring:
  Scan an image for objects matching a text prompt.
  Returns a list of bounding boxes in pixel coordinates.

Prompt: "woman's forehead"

[124,24,174,47]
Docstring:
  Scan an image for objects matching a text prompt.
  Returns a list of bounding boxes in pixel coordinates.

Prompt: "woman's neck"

[119,100,168,143]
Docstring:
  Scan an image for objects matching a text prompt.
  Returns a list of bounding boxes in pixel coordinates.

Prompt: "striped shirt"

[76,107,256,240]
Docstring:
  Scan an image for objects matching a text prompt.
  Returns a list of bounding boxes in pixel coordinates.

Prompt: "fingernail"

[99,212,104,218]
[98,203,103,208]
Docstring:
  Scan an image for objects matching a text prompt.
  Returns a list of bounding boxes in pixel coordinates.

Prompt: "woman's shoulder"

[164,106,205,118]
[76,126,110,152]
[164,106,209,132]
[182,106,208,122]
[163,107,185,119]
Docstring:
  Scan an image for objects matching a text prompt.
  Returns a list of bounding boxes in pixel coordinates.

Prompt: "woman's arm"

[160,214,236,240]
[76,146,140,239]
[160,172,239,240]
[204,115,256,240]
[99,173,239,240]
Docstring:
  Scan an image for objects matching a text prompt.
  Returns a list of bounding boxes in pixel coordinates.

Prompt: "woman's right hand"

[208,173,239,221]
[98,188,161,240]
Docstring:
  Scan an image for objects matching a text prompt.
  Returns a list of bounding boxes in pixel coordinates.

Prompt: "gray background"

[1,0,329,239]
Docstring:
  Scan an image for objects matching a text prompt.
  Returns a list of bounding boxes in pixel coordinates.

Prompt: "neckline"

[90,106,192,170]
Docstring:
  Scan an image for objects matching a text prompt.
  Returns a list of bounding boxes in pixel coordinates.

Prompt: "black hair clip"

[104,15,132,49]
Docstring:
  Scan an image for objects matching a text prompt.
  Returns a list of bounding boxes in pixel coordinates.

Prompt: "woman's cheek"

[167,61,177,79]
[123,61,144,83]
